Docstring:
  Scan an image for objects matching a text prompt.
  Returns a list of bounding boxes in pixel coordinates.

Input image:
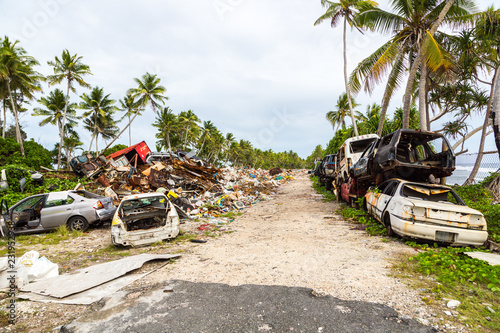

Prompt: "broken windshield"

[402,184,465,205]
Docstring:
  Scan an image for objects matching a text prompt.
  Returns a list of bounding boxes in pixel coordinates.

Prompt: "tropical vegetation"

[0,36,305,171]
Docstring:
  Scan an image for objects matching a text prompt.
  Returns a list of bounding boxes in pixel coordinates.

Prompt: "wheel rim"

[70,218,85,231]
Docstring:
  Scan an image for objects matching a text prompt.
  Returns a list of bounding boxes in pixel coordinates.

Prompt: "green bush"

[0,137,53,169]
[453,180,500,242]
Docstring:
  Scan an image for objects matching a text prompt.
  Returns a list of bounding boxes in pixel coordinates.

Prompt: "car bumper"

[96,207,116,222]
[111,224,180,247]
[390,214,488,246]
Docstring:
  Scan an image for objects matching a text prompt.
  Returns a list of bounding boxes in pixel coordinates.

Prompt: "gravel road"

[146,173,431,322]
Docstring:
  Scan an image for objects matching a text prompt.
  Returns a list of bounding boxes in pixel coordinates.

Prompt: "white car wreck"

[365,179,488,247]
[111,193,180,247]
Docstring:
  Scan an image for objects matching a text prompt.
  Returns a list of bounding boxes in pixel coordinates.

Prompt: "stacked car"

[326,129,487,246]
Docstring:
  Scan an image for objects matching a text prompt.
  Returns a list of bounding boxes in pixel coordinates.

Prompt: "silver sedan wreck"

[365,179,488,247]
[0,190,116,235]
[111,193,180,247]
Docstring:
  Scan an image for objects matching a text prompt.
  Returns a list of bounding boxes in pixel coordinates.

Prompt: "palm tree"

[0,36,43,156]
[315,0,377,137]
[356,102,381,134]
[47,50,91,169]
[326,93,360,132]
[178,110,200,149]
[119,92,140,146]
[79,86,117,152]
[128,72,168,113]
[474,7,500,161]
[153,106,178,153]
[223,132,236,164]
[197,120,216,156]
[33,88,79,167]
[82,110,119,153]
[99,73,168,156]
[351,0,476,132]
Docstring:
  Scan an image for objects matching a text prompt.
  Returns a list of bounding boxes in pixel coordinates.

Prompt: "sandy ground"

[7,173,439,332]
[146,173,431,321]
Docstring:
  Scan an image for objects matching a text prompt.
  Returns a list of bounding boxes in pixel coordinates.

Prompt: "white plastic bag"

[19,250,39,268]
[27,256,59,281]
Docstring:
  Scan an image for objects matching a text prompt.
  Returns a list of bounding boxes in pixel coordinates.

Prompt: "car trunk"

[121,206,167,231]
[403,184,486,230]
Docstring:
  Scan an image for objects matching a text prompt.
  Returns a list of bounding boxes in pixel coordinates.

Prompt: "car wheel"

[67,216,89,232]
[384,214,394,237]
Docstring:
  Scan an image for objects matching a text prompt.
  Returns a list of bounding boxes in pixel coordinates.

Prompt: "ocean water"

[445,155,500,185]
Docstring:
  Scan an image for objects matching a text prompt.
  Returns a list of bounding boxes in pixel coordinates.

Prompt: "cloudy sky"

[0,0,497,158]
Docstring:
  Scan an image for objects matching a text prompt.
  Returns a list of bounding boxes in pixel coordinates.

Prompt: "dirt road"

[146,173,431,321]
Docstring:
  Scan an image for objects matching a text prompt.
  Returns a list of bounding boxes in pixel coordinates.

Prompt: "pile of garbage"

[68,143,297,220]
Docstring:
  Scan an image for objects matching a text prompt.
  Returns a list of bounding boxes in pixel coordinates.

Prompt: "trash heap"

[73,151,297,221]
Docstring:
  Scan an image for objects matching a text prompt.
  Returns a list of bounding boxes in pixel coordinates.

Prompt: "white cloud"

[0,0,497,159]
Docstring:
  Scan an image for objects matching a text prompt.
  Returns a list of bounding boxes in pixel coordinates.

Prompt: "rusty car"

[350,129,455,187]
[0,190,116,236]
[365,179,488,246]
[316,154,337,191]
[111,192,180,247]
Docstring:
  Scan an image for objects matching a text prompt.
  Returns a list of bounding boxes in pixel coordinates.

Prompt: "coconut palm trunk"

[402,0,455,128]
[57,83,71,170]
[493,64,500,160]
[6,83,24,156]
[343,15,359,137]
[98,111,140,157]
[2,100,6,139]
[419,59,428,130]
[465,68,498,184]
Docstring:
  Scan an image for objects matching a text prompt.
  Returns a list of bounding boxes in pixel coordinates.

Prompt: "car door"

[373,180,400,220]
[40,192,76,230]
[10,195,46,228]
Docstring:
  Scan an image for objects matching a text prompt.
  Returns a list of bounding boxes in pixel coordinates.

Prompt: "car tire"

[384,214,394,237]
[67,216,89,232]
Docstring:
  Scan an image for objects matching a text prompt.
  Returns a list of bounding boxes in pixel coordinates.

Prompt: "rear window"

[122,196,167,211]
[350,138,377,154]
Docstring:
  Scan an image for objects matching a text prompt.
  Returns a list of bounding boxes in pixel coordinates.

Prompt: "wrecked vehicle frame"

[111,193,180,247]
[350,129,455,187]
[365,178,488,247]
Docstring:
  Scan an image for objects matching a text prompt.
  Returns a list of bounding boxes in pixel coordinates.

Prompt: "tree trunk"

[343,15,359,137]
[97,111,140,158]
[58,82,71,170]
[419,58,428,130]
[166,131,172,154]
[2,100,6,139]
[464,68,498,185]
[88,133,95,153]
[493,64,500,161]
[6,83,24,157]
[128,113,131,146]
[402,0,455,128]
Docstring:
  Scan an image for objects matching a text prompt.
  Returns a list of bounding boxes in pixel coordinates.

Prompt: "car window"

[122,196,167,211]
[13,196,45,212]
[381,134,393,146]
[377,181,391,193]
[45,195,75,208]
[383,181,398,196]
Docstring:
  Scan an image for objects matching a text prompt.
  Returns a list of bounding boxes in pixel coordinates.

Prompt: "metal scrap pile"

[70,146,296,220]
